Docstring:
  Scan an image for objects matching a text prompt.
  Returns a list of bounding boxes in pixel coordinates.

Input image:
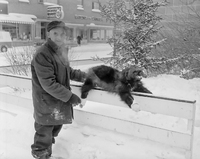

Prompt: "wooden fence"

[0,73,196,159]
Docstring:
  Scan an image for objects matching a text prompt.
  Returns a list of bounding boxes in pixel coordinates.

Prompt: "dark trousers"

[77,40,81,45]
[31,122,62,155]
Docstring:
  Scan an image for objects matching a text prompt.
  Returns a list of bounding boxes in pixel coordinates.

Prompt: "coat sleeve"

[33,52,72,102]
[70,67,86,82]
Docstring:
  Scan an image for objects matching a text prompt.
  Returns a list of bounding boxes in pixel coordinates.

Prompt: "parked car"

[0,31,12,52]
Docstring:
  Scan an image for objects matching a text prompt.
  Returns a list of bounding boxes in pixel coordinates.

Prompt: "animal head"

[123,65,147,82]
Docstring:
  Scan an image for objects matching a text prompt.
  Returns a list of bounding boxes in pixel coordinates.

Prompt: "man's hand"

[68,94,81,106]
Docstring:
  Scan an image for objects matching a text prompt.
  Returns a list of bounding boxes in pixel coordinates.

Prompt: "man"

[76,35,82,46]
[31,21,86,159]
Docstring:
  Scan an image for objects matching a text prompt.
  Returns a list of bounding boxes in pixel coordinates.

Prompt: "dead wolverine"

[81,65,152,108]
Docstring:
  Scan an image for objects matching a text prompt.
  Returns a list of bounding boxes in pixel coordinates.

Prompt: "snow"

[0,43,200,159]
[0,74,200,159]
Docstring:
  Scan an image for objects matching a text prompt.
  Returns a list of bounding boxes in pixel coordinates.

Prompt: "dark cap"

[47,21,67,32]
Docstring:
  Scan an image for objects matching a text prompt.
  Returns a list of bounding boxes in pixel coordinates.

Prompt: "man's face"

[49,27,66,47]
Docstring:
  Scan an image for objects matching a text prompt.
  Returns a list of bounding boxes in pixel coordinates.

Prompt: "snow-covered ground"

[0,43,200,159]
[0,74,200,159]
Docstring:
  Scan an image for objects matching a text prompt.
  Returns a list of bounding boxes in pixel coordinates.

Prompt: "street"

[0,43,113,67]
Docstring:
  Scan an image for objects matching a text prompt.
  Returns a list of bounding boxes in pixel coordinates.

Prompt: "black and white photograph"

[0,0,200,159]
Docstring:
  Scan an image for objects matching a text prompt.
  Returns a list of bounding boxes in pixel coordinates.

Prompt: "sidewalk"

[73,43,113,52]
[69,43,113,61]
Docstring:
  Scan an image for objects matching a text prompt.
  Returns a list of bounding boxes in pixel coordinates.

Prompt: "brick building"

[1,0,200,45]
[0,0,113,45]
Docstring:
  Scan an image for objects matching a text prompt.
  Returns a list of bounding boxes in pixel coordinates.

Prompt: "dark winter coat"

[31,38,85,125]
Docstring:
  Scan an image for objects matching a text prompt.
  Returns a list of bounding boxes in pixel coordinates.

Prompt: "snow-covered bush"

[4,46,35,76]
[95,0,200,79]
[95,0,168,70]
[151,0,200,78]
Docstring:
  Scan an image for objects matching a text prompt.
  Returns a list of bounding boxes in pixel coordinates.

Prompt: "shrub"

[96,0,168,70]
[4,46,35,76]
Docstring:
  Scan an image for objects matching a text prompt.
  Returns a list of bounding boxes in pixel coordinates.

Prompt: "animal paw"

[124,94,134,108]
[81,92,88,99]
[131,101,141,112]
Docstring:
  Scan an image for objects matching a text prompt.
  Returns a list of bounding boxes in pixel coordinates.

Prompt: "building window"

[38,0,44,3]
[67,28,74,40]
[2,23,19,40]
[90,29,105,41]
[43,0,58,5]
[18,0,30,3]
[38,0,58,5]
[92,1,100,12]
[106,30,113,40]
[2,23,31,41]
[77,0,84,10]
[0,1,8,14]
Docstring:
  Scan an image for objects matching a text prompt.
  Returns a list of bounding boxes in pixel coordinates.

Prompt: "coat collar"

[45,38,69,66]
[46,38,59,53]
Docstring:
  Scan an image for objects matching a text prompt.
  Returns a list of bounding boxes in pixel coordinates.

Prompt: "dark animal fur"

[81,65,152,108]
